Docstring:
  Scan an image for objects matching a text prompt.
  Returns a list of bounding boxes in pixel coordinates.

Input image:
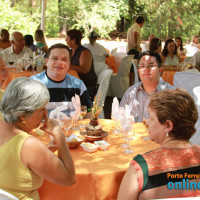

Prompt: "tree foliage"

[1,0,200,42]
[0,0,39,36]
[136,0,200,41]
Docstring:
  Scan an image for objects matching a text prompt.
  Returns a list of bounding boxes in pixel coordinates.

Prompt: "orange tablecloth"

[38,119,160,200]
[161,71,177,86]
[106,55,117,73]
[2,69,79,90]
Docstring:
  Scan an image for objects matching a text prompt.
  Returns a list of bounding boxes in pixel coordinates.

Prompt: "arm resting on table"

[21,119,76,186]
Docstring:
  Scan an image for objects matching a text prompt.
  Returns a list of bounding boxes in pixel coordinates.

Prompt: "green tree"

[0,0,38,36]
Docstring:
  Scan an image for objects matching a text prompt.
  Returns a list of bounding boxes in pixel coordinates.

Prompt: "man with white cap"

[83,31,109,62]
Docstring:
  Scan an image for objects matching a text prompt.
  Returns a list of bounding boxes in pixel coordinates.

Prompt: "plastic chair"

[112,52,127,70]
[133,59,139,84]
[173,71,200,99]
[96,69,113,119]
[107,55,133,98]
[0,189,18,200]
[93,61,109,78]
[92,55,106,63]
[184,56,192,65]
[190,86,200,145]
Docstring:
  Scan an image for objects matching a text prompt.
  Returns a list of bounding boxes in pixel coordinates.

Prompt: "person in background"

[120,51,174,121]
[161,38,181,71]
[0,53,9,120]
[34,30,48,54]
[149,37,162,54]
[24,34,37,53]
[66,29,97,100]
[175,36,186,62]
[0,78,76,199]
[190,35,200,49]
[127,16,145,59]
[118,89,200,200]
[30,43,91,110]
[127,16,145,86]
[0,29,11,51]
[2,31,33,67]
[143,34,155,52]
[83,31,109,62]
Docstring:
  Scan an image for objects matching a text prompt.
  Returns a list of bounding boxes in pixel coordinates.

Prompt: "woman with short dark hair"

[118,89,200,200]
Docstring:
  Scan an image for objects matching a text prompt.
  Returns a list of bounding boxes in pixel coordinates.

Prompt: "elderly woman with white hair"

[0,78,75,200]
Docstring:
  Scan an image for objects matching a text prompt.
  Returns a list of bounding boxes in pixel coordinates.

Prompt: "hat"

[88,31,98,38]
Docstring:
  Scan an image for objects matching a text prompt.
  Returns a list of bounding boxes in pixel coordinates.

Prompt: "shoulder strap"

[133,154,149,191]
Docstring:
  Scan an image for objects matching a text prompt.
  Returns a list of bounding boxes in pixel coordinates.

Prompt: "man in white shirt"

[127,16,145,59]
[2,31,33,67]
[127,16,145,86]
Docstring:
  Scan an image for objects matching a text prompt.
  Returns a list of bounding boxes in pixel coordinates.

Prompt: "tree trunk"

[11,0,16,7]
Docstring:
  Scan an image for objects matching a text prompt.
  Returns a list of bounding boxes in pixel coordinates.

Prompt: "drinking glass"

[142,117,150,140]
[71,111,80,131]
[7,55,16,71]
[59,116,73,136]
[79,105,87,128]
[123,125,135,154]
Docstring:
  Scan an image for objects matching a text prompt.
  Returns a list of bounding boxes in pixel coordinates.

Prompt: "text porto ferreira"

[167,173,200,190]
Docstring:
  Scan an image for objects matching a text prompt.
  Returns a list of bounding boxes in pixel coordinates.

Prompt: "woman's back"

[131,145,200,199]
[0,131,43,200]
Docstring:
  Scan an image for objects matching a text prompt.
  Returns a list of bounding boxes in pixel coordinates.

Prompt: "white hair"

[1,77,50,123]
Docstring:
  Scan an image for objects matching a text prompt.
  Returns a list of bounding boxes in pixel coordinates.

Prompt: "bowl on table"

[66,134,84,149]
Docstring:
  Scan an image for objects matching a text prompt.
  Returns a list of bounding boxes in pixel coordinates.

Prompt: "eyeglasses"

[138,64,157,70]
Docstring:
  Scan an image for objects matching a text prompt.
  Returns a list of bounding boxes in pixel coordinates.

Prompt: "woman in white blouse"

[161,39,181,71]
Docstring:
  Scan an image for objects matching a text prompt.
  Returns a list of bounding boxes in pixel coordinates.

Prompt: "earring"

[22,120,27,124]
[166,131,169,137]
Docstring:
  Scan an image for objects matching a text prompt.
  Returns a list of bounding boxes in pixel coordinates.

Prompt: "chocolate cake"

[86,119,103,136]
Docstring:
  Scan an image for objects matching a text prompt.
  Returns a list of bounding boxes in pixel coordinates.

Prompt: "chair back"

[112,52,127,70]
[117,55,134,77]
[92,55,106,63]
[93,62,109,78]
[190,86,200,145]
[173,71,200,98]
[184,57,192,65]
[107,55,133,98]
[0,189,18,200]
[133,59,139,84]
[96,69,113,119]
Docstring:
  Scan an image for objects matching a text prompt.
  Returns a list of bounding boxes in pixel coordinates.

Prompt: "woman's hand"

[40,118,64,138]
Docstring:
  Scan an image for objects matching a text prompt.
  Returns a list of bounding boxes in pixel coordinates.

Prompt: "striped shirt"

[30,71,91,109]
[120,77,175,121]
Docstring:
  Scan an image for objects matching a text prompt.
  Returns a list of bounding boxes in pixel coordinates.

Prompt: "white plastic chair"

[190,86,200,145]
[92,55,106,63]
[112,52,127,71]
[93,61,109,78]
[173,71,200,99]
[107,55,133,98]
[96,69,113,119]
[133,59,139,84]
[0,189,18,200]
[184,56,192,65]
